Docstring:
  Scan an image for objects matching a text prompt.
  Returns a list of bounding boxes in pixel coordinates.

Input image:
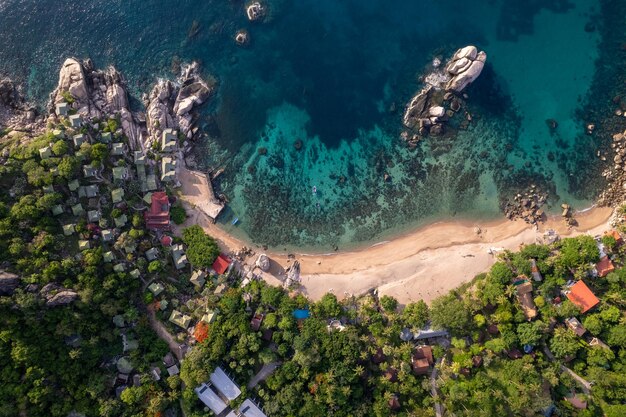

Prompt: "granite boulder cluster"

[402,45,487,144]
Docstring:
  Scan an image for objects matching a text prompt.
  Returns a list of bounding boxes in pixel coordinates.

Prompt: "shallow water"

[0,0,619,250]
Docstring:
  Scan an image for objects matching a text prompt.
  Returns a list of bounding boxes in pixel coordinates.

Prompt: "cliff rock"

[0,270,20,296]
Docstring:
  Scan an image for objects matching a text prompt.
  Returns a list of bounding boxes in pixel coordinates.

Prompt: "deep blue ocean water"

[0,0,623,250]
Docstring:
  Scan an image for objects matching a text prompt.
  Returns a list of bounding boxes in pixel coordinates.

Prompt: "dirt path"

[247,362,281,389]
[145,306,183,361]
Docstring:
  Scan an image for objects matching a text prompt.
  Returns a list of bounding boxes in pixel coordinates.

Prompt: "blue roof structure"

[293,309,310,319]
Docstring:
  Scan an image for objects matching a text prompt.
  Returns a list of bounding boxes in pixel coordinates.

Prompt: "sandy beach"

[177,167,614,305]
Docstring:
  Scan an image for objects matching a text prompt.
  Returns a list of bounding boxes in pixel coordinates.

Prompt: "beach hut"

[56,102,69,116]
[69,114,82,128]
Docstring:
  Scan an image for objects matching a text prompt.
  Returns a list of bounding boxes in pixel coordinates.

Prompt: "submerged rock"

[235,29,250,46]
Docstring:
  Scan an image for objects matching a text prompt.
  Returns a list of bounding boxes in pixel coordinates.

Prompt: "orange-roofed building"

[144,192,170,230]
[212,254,231,275]
[566,281,600,313]
[596,256,615,278]
[604,230,624,246]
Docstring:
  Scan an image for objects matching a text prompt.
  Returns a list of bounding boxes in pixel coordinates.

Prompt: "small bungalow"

[87,210,101,223]
[530,259,543,282]
[161,129,177,152]
[214,284,227,295]
[43,185,54,194]
[51,205,64,216]
[327,319,345,332]
[566,281,599,313]
[169,310,192,329]
[49,167,59,177]
[565,317,586,337]
[589,337,610,350]
[190,270,207,288]
[129,269,140,279]
[388,394,401,411]
[166,365,180,376]
[250,312,264,331]
[212,254,232,275]
[114,214,128,228]
[83,165,97,178]
[150,367,162,381]
[113,315,125,328]
[103,251,115,263]
[68,179,80,192]
[73,134,85,148]
[134,151,146,165]
[595,256,615,278]
[100,132,112,143]
[113,263,126,273]
[71,203,84,216]
[148,282,164,296]
[56,102,69,116]
[145,248,158,261]
[145,191,170,230]
[111,142,125,156]
[412,346,434,375]
[101,229,114,242]
[62,224,75,236]
[52,129,64,138]
[112,166,127,181]
[516,280,538,321]
[400,328,413,342]
[111,188,125,204]
[161,235,173,247]
[161,157,177,182]
[68,114,82,128]
[202,309,218,324]
[39,146,52,160]
[78,240,90,251]
[83,184,99,198]
[172,244,188,270]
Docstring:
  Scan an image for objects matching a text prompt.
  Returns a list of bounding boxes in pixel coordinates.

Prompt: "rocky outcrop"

[0,270,20,296]
[46,290,79,307]
[597,129,626,207]
[49,58,145,150]
[402,45,486,143]
[256,254,270,272]
[445,46,487,92]
[501,185,547,225]
[246,1,267,21]
[145,62,215,148]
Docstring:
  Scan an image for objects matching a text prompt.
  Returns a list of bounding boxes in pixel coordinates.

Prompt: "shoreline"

[177,167,613,304]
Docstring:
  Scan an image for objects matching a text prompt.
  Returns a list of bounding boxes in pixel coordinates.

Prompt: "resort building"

[111,188,124,204]
[68,114,82,128]
[172,244,188,270]
[73,134,85,148]
[190,270,207,288]
[52,205,64,216]
[530,259,543,282]
[101,229,113,242]
[412,346,434,375]
[604,229,623,246]
[161,157,177,182]
[43,185,54,194]
[71,204,84,216]
[169,310,191,329]
[595,256,615,278]
[111,142,125,156]
[565,317,586,337]
[202,309,218,324]
[78,240,90,251]
[62,224,75,236]
[144,191,170,230]
[148,282,164,296]
[79,185,98,198]
[68,179,80,191]
[212,254,232,275]
[39,146,52,160]
[83,165,97,178]
[100,132,111,143]
[114,214,128,228]
[112,166,127,181]
[55,102,69,116]
[87,210,101,223]
[161,129,177,152]
[145,247,158,262]
[566,281,599,313]
[103,251,115,263]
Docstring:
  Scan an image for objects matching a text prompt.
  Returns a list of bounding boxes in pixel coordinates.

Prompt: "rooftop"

[566,280,600,313]
[195,383,227,415]
[213,254,232,275]
[210,366,242,401]
[595,256,614,278]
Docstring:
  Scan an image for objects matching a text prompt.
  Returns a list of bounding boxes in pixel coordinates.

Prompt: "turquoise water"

[0,0,622,250]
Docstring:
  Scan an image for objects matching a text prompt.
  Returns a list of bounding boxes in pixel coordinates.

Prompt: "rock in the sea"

[256,254,270,272]
[0,270,20,296]
[46,290,79,307]
[429,106,445,118]
[402,88,431,129]
[445,46,487,92]
[235,29,250,46]
[246,1,267,21]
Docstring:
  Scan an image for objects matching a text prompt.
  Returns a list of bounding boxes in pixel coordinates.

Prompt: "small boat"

[312,186,317,194]
[231,217,239,225]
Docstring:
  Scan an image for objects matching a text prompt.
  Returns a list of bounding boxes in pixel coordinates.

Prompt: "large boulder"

[402,88,431,129]
[256,254,270,272]
[0,270,20,296]
[46,290,79,306]
[55,58,90,105]
[445,47,487,92]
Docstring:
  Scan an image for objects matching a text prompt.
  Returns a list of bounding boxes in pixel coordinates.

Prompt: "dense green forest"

[1,122,626,417]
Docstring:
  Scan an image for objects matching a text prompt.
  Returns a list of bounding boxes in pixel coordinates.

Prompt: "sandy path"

[176,170,613,304]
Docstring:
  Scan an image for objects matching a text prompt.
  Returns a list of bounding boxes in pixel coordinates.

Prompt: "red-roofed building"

[212,254,231,275]
[566,281,600,313]
[144,192,170,230]
[412,346,433,375]
[595,256,615,278]
[160,235,173,247]
[604,229,623,246]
